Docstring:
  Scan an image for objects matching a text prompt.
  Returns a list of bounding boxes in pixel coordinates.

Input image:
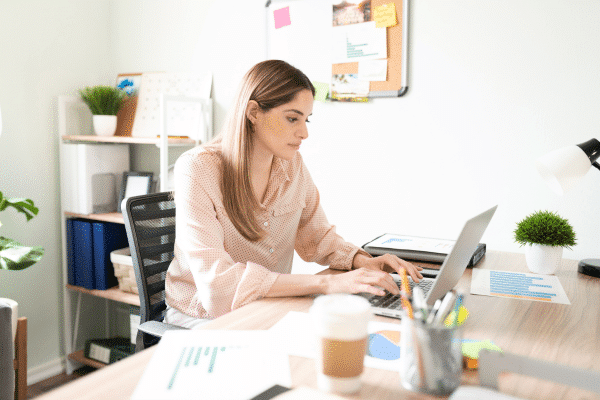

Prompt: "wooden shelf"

[61,135,197,146]
[65,212,124,224]
[67,284,140,307]
[68,350,107,369]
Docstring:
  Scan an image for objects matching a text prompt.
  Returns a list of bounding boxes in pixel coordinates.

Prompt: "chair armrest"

[138,321,188,338]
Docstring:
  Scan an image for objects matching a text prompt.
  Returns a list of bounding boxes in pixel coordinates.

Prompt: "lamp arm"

[593,162,600,172]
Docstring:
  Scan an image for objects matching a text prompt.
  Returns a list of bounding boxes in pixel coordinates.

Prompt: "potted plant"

[0,192,43,353]
[514,210,576,274]
[79,85,128,137]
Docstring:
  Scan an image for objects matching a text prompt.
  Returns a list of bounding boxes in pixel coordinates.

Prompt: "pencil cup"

[310,294,372,394]
[399,317,462,396]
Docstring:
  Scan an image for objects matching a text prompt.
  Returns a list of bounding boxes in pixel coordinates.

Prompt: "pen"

[399,268,412,297]
[412,287,428,322]
[426,299,442,325]
[451,293,464,327]
[432,291,456,326]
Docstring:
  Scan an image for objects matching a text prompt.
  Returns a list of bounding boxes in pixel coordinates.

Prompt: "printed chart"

[470,269,570,305]
[367,330,400,361]
[132,331,291,400]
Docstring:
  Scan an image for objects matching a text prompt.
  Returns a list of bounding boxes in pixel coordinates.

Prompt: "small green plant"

[514,210,577,250]
[0,192,44,270]
[79,85,127,115]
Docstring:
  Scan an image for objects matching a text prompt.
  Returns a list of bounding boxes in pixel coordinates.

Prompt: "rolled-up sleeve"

[294,159,368,270]
[167,153,279,319]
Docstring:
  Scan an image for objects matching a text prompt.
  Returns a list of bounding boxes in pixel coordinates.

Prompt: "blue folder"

[72,220,95,290]
[92,222,129,290]
[66,219,76,286]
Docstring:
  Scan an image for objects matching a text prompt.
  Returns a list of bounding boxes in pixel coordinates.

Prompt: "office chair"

[122,192,188,352]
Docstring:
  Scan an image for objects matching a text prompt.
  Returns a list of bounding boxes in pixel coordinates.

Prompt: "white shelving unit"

[57,95,209,373]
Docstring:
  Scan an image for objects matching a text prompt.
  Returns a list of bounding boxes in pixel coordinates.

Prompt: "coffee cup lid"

[310,294,372,322]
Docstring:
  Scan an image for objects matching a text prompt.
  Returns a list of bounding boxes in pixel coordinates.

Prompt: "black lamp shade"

[576,138,600,164]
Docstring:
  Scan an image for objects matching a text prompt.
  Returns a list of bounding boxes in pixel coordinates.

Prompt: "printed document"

[470,269,570,305]
[332,21,387,63]
[131,330,291,400]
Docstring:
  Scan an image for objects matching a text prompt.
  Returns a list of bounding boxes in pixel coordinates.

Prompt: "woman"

[165,60,423,328]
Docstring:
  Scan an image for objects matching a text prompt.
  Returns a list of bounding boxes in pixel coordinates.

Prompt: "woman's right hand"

[324,268,400,297]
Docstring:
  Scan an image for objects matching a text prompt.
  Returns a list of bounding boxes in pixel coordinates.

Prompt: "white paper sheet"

[332,21,387,63]
[268,311,402,371]
[131,330,291,400]
[358,59,388,81]
[470,269,571,305]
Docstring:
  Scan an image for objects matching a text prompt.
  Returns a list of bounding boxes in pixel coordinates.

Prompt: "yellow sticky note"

[443,305,469,327]
[313,82,329,102]
[373,3,397,28]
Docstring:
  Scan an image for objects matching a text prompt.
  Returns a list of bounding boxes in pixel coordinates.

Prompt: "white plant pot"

[92,115,118,136]
[0,298,18,342]
[525,244,563,275]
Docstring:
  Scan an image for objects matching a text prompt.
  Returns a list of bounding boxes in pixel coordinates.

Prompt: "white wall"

[0,0,113,378]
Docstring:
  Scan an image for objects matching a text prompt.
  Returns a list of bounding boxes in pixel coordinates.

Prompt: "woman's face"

[248,89,313,161]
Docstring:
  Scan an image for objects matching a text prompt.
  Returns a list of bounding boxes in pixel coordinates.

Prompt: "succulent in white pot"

[514,210,577,275]
[79,85,128,136]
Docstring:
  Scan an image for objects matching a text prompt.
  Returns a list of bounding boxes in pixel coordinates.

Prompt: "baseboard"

[27,357,65,385]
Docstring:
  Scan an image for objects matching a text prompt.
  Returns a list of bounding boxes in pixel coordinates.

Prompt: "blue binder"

[92,222,129,290]
[72,220,95,289]
[66,219,76,285]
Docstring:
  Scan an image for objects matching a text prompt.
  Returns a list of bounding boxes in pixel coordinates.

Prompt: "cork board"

[266,0,409,98]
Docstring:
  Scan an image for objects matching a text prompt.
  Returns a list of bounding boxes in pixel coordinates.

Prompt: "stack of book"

[66,219,129,290]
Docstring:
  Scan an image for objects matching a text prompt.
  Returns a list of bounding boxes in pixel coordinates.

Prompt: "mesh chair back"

[122,192,175,326]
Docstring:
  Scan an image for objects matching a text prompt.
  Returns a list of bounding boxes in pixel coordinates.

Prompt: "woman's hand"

[353,253,424,283]
[325,267,402,297]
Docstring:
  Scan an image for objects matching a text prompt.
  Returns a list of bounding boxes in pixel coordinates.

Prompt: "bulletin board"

[265,0,409,98]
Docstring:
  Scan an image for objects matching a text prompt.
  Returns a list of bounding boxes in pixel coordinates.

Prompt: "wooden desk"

[38,251,600,400]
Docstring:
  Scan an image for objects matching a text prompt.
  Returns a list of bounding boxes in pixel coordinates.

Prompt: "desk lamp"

[536,138,600,277]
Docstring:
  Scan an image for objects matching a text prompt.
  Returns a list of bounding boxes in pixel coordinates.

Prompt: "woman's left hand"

[353,253,424,283]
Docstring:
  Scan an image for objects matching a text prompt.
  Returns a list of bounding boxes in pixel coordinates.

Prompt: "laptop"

[359,205,497,319]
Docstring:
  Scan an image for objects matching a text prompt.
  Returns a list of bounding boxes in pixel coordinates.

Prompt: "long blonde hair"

[207,60,315,241]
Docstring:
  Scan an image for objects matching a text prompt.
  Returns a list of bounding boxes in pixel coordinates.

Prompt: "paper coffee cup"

[310,294,372,394]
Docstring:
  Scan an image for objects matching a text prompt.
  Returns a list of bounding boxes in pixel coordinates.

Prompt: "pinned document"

[131,330,291,400]
[313,82,330,102]
[358,60,388,81]
[373,3,398,28]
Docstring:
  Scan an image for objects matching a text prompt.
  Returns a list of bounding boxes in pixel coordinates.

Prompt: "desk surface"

[38,251,600,400]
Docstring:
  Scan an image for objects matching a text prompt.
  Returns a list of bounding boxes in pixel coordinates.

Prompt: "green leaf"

[0,192,39,221]
[0,237,44,271]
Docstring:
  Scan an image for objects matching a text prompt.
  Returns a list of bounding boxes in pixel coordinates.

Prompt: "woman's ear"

[246,100,260,124]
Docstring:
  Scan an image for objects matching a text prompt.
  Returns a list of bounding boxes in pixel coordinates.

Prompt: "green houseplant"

[79,85,128,137]
[0,192,44,271]
[514,210,576,274]
[0,191,43,351]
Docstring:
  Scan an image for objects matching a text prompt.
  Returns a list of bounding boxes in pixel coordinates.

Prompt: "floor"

[26,366,96,399]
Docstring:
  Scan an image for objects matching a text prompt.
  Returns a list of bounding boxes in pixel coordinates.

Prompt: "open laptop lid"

[424,205,497,306]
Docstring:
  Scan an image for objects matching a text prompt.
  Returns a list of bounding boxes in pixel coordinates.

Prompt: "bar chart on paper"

[470,269,570,305]
[132,331,291,400]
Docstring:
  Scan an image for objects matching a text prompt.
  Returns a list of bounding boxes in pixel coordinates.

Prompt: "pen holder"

[399,317,462,396]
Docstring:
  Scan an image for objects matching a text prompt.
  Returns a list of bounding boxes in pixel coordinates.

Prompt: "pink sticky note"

[274,7,291,29]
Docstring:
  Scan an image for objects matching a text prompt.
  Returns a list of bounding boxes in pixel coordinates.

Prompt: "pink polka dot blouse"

[165,145,368,320]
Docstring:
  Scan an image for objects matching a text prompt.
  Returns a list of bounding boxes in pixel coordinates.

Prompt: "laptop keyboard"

[367,280,434,309]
